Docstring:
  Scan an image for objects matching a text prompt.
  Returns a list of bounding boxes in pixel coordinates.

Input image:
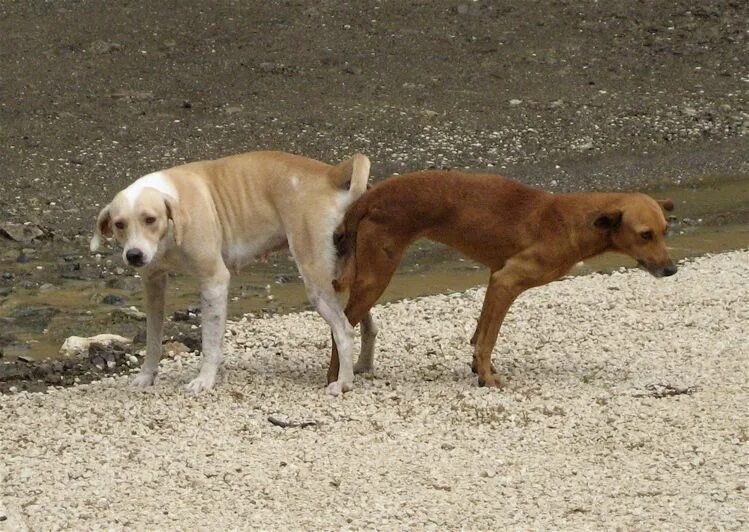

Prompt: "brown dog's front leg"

[471,321,497,374]
[472,271,523,388]
[327,332,340,385]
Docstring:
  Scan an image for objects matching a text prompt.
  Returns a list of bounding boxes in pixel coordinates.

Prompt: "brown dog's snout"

[639,259,677,278]
[661,263,677,277]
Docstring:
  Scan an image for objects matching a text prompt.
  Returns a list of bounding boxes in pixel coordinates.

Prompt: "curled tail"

[328,153,370,207]
[332,196,369,292]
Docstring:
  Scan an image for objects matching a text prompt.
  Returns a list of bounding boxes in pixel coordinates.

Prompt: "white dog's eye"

[114,221,126,230]
[145,216,156,225]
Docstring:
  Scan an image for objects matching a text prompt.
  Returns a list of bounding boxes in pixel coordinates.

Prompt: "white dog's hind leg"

[186,265,230,394]
[132,273,167,388]
[308,286,355,396]
[355,311,377,374]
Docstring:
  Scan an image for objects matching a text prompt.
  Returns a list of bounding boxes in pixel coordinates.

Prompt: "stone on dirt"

[59,334,132,357]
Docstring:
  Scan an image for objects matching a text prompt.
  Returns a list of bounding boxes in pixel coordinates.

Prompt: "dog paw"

[477,374,504,389]
[131,372,156,388]
[353,361,373,374]
[471,361,497,375]
[185,373,216,394]
[325,380,353,396]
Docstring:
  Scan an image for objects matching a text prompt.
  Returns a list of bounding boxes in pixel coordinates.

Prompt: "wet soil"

[0,175,747,388]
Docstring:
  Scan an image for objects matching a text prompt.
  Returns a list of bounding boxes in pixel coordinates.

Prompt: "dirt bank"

[1,0,748,239]
[1,250,746,529]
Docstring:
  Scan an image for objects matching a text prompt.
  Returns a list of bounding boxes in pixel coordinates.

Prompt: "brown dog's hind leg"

[355,311,378,374]
[327,227,405,384]
[326,310,377,383]
[327,331,340,385]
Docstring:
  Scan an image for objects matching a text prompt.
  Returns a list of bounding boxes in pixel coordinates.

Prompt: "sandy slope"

[1,250,747,530]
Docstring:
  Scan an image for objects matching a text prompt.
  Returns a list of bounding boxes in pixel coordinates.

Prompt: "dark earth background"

[0,0,748,388]
[1,0,748,236]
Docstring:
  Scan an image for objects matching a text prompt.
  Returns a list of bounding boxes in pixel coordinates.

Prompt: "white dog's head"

[90,181,188,268]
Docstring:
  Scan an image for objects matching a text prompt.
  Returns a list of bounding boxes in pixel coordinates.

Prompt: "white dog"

[90,151,373,395]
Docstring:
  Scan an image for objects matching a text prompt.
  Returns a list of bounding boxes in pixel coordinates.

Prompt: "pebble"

[101,294,124,305]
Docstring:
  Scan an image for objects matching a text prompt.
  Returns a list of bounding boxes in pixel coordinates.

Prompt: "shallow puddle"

[1,176,747,361]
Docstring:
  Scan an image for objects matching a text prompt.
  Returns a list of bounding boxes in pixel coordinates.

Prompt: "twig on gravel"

[267,416,318,429]
[634,384,698,399]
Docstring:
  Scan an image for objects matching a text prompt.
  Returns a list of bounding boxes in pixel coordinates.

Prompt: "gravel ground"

[1,250,747,530]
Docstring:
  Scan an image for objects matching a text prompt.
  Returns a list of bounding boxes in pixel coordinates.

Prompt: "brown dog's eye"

[640,231,654,241]
[145,216,156,225]
[114,221,126,230]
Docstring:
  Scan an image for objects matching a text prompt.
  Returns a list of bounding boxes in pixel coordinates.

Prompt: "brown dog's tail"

[332,196,369,292]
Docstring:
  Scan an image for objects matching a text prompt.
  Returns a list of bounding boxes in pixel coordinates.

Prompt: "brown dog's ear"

[164,195,189,247]
[592,210,623,231]
[657,199,674,212]
[90,204,112,252]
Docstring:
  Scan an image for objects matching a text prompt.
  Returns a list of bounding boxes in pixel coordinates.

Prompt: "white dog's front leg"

[132,273,167,388]
[186,266,230,394]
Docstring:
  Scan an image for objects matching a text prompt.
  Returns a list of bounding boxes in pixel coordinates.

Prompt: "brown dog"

[329,170,676,389]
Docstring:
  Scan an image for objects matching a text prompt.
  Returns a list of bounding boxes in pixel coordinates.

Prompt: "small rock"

[60,334,132,357]
[683,106,698,117]
[101,294,124,305]
[175,331,201,352]
[105,277,140,291]
[509,99,522,106]
[343,65,362,75]
[11,306,59,331]
[89,40,122,54]
[110,307,146,321]
[172,310,191,322]
[163,341,190,357]
[0,222,48,243]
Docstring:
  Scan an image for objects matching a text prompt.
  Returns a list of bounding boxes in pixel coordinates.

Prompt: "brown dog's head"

[592,194,676,278]
[90,175,187,268]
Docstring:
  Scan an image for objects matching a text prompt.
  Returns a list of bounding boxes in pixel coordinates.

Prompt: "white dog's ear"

[90,204,112,252]
[164,195,189,247]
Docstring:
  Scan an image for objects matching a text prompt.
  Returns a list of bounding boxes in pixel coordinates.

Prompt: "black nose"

[126,249,144,266]
[662,264,677,277]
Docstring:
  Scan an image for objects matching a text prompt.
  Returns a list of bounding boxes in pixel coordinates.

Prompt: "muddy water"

[1,176,747,361]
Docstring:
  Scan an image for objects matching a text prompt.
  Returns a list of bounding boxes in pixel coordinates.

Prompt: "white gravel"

[1,250,747,530]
